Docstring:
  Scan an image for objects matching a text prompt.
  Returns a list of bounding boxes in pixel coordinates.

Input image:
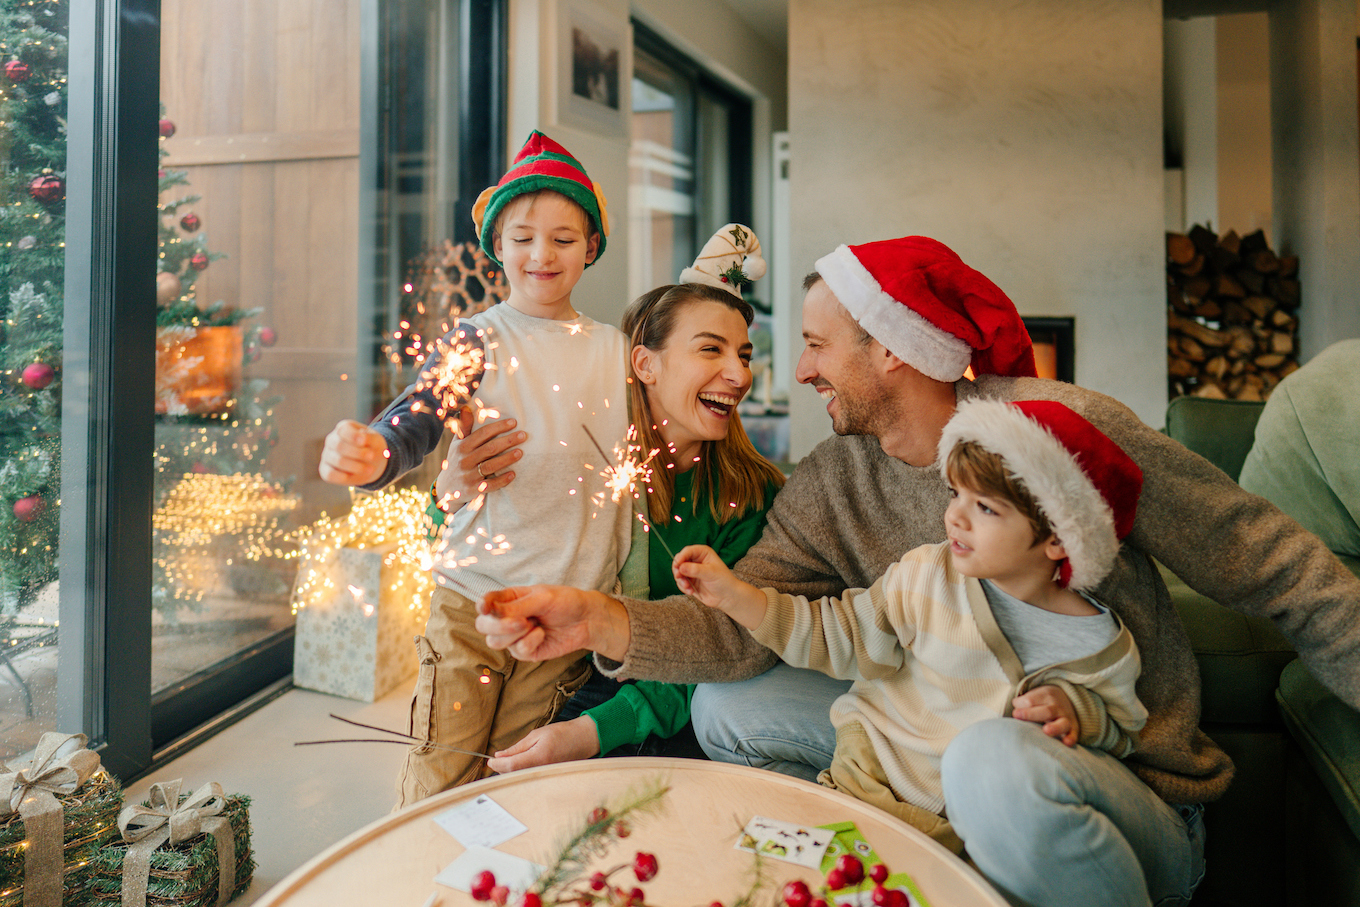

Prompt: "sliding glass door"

[0,0,503,780]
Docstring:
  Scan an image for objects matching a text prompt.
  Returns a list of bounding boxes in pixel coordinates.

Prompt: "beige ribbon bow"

[118,779,236,907]
[0,732,102,907]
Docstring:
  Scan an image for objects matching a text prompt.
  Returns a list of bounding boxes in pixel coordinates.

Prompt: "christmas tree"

[0,0,68,613]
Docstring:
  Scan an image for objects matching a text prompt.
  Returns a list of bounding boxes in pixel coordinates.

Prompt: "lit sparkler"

[413,326,491,426]
[582,424,677,561]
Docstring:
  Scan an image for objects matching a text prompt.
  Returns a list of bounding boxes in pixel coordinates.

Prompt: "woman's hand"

[476,586,631,663]
[1012,684,1080,746]
[433,412,525,510]
[487,717,600,773]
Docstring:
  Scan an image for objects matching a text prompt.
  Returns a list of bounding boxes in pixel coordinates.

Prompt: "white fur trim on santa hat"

[937,398,1120,592]
[815,245,972,383]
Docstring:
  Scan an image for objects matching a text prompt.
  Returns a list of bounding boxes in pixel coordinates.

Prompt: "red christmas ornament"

[159,118,176,138]
[21,363,55,389]
[28,174,65,203]
[190,251,210,271]
[13,495,45,523]
[782,881,812,907]
[835,854,865,885]
[258,326,277,347]
[179,212,201,232]
[5,60,31,83]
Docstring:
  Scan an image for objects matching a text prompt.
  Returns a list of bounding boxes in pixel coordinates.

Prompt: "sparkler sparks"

[413,326,490,425]
[581,424,678,561]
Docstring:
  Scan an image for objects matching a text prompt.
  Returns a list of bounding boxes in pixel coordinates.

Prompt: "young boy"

[673,398,1148,852]
[318,131,631,805]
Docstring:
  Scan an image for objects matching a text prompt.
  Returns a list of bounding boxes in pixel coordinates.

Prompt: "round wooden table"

[254,758,1007,906]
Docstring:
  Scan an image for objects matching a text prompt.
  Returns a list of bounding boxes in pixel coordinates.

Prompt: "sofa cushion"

[1160,562,1294,727]
[1164,395,1264,483]
[1276,657,1360,841]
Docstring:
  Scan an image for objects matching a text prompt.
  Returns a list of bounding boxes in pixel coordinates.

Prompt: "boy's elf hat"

[471,130,610,267]
[938,399,1144,592]
[679,224,767,300]
[815,236,1037,382]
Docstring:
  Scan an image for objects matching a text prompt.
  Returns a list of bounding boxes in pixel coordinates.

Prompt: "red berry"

[811,901,829,907]
[824,868,847,891]
[628,888,645,905]
[588,807,610,824]
[869,863,889,885]
[632,851,659,882]
[589,872,608,891]
[887,891,909,907]
[615,819,632,838]
[782,880,812,907]
[490,886,509,906]
[836,854,865,885]
[521,895,542,907]
[469,870,496,901]
[710,902,725,907]
[870,885,889,907]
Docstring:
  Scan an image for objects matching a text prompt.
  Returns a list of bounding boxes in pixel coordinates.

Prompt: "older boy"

[674,399,1147,854]
[319,131,630,804]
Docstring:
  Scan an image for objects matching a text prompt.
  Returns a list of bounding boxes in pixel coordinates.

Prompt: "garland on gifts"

[89,785,254,907]
[0,734,123,907]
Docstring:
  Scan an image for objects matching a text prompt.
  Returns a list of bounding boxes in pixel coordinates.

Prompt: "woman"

[440,280,785,772]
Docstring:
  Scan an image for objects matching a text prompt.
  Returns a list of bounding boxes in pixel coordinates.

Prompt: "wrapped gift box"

[292,545,424,702]
[90,782,254,907]
[0,738,123,907]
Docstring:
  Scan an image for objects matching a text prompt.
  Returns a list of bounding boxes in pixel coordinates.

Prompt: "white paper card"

[734,815,834,868]
[435,845,544,892]
[433,794,527,848]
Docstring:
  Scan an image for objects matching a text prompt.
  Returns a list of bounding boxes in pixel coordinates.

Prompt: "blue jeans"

[941,719,1206,907]
[691,662,851,782]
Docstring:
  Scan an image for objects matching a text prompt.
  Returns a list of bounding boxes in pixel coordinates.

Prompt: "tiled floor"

[122,684,412,904]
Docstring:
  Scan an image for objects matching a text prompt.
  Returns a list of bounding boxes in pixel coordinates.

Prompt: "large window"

[0,0,503,779]
[628,22,752,301]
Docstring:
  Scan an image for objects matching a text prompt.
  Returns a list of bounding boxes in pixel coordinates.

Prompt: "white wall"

[505,0,787,331]
[786,0,1167,459]
[1217,13,1273,238]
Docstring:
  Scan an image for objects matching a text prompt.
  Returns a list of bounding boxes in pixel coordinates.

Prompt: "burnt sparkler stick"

[293,713,494,759]
[581,424,678,561]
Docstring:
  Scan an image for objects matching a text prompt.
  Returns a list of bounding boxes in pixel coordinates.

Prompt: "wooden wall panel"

[159,0,362,523]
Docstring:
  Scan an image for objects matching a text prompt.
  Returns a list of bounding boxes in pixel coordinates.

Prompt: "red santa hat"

[938,399,1144,591]
[814,236,1037,382]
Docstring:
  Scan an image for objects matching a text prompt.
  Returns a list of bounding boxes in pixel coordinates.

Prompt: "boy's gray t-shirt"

[980,578,1119,673]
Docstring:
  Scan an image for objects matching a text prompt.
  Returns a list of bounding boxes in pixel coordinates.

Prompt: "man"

[478,236,1360,907]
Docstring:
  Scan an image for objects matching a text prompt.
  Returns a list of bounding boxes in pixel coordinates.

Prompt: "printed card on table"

[734,815,834,868]
[435,845,544,893]
[433,794,527,849]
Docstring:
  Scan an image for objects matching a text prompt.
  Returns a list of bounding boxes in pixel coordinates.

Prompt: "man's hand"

[487,717,600,773]
[672,545,768,630]
[434,413,524,511]
[318,419,389,486]
[1013,684,1080,746]
[476,586,629,663]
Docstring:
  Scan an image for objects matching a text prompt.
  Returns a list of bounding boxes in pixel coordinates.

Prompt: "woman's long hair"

[622,283,786,525]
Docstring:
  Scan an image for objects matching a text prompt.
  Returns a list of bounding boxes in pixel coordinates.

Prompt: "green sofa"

[1161,394,1360,907]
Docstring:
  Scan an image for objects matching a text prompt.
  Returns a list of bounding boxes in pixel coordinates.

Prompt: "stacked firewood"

[1166,225,1300,400]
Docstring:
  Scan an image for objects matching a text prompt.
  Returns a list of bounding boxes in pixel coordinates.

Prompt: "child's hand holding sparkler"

[672,545,768,630]
[319,419,390,486]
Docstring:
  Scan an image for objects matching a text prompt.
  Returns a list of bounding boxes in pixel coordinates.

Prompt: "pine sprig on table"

[531,781,670,897]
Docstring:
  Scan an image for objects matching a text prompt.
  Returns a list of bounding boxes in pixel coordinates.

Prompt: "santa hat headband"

[938,399,1143,591]
[815,237,1037,382]
[471,131,610,267]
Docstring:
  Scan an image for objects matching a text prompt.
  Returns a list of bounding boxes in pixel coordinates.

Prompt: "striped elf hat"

[471,130,610,267]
